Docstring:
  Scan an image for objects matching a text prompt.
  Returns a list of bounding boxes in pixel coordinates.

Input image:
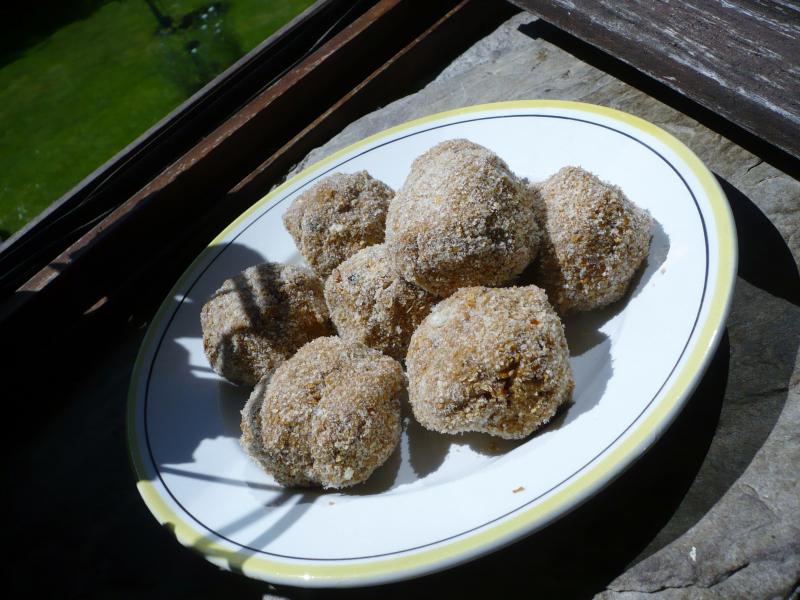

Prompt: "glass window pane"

[0,0,316,240]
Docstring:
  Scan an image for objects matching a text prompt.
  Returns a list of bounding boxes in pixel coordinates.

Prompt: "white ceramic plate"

[128,101,736,588]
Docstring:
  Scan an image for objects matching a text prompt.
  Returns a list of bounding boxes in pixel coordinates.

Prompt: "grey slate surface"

[284,12,800,599]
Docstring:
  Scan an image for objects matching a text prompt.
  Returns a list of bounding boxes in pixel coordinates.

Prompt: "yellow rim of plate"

[127,100,737,586]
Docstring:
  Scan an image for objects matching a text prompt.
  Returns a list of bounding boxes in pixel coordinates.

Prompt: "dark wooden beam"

[510,0,800,160]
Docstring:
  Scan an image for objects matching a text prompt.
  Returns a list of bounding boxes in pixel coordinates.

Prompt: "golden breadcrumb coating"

[324,244,439,360]
[245,336,404,488]
[283,171,394,278]
[201,262,332,386]
[532,166,652,313]
[385,139,540,296]
[406,286,573,439]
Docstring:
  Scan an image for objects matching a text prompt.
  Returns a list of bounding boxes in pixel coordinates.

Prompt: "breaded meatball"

[406,286,573,439]
[385,139,540,296]
[200,262,332,386]
[243,336,404,488]
[324,244,439,360]
[283,171,394,278]
[532,166,653,313]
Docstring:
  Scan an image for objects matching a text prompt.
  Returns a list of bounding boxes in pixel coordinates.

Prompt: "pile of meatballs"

[200,139,653,489]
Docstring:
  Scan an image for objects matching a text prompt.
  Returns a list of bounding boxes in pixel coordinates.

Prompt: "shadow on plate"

[345,396,527,496]
[184,490,318,576]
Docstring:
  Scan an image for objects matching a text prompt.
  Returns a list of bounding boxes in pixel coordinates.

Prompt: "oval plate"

[127,101,736,588]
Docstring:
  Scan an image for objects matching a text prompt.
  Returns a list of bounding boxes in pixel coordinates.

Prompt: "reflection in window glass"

[0,0,315,240]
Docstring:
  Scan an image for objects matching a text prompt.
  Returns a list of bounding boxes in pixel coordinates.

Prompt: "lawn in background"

[0,0,314,239]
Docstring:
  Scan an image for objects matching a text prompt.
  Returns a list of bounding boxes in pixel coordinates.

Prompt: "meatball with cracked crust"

[324,244,439,360]
[283,171,394,278]
[241,336,404,488]
[406,286,573,439]
[532,166,653,314]
[201,262,332,386]
[385,139,540,297]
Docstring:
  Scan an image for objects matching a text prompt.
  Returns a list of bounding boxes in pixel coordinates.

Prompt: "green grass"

[0,0,315,238]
